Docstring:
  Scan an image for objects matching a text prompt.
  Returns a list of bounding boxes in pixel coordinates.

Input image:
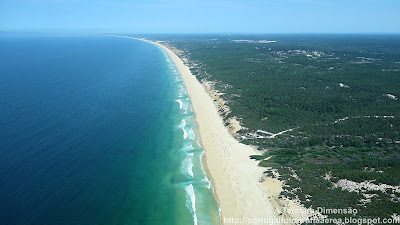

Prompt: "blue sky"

[1,0,399,33]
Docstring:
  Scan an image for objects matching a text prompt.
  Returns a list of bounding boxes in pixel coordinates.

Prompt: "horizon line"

[1,30,400,36]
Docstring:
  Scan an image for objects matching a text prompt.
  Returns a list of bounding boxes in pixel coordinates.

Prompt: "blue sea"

[0,34,220,225]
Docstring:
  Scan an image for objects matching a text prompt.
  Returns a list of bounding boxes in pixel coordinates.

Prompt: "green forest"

[145,34,400,223]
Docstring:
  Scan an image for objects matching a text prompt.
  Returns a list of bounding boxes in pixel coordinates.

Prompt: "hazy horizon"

[1,0,400,34]
[2,31,400,35]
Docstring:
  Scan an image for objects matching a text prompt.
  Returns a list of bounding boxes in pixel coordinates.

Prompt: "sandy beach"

[97,35,313,224]
[153,41,281,224]
[104,35,311,224]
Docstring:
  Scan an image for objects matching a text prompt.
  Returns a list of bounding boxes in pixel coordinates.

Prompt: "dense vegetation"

[144,34,400,223]
[255,146,400,222]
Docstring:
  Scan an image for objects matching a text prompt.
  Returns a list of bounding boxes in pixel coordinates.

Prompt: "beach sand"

[153,41,281,224]
[101,35,313,224]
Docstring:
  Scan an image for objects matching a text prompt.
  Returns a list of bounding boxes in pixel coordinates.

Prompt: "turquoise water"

[0,34,220,224]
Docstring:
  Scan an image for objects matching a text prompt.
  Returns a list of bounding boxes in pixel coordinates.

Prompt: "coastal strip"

[101,35,283,224]
[153,41,280,224]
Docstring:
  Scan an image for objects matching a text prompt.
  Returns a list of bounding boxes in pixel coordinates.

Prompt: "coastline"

[100,35,313,224]
[152,40,280,224]
[101,35,314,224]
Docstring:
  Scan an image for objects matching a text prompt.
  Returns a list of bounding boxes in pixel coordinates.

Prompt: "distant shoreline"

[103,34,400,224]
[147,39,282,224]
[98,34,314,224]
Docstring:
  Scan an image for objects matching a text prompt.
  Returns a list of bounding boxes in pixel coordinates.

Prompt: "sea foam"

[176,99,183,109]
[181,153,194,178]
[202,177,212,189]
[179,119,188,139]
[179,143,194,153]
[199,152,212,189]
[185,184,198,225]
[187,127,195,140]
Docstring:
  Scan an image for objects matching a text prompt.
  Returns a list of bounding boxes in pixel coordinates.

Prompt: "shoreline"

[152,40,280,224]
[102,35,311,224]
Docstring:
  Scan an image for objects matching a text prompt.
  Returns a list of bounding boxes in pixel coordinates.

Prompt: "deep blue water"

[0,34,219,225]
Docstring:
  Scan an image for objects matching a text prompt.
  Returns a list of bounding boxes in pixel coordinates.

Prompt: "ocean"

[0,34,220,225]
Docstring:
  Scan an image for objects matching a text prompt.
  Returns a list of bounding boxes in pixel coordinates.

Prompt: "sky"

[1,0,400,33]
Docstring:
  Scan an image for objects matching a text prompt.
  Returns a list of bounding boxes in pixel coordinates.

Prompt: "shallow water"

[0,34,220,225]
